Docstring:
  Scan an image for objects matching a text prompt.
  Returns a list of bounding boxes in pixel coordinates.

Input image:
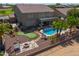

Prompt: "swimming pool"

[41,27,60,36]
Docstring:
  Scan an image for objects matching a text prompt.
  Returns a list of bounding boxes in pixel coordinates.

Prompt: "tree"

[56,3,61,5]
[52,20,68,36]
[67,8,79,18]
[52,20,60,36]
[67,7,79,34]
[67,16,78,34]
[0,23,12,51]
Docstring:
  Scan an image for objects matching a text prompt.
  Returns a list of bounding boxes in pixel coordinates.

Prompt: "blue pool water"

[43,27,60,36]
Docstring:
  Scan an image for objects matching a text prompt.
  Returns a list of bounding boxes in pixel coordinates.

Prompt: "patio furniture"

[23,43,29,48]
[23,45,29,48]
[13,43,20,53]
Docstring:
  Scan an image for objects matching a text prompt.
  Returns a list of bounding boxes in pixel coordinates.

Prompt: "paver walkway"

[36,40,79,56]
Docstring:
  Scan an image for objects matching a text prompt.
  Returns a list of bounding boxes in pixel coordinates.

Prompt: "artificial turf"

[16,32,38,39]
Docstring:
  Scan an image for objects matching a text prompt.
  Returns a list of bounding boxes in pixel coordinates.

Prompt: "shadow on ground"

[60,35,79,47]
[73,36,79,43]
[59,40,74,47]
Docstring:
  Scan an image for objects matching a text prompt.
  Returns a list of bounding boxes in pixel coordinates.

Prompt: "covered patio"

[39,17,59,27]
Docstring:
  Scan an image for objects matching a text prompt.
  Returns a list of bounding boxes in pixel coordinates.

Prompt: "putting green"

[25,33,38,39]
[16,32,38,39]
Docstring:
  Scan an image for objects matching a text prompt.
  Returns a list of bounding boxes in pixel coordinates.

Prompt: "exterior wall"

[20,13,39,27]
[21,12,54,27]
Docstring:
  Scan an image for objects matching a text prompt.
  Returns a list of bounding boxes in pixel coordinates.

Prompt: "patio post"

[40,21,43,28]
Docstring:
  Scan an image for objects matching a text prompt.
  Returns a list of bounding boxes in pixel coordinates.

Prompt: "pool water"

[43,27,60,36]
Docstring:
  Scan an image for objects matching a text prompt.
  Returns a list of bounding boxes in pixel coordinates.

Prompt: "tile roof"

[16,4,54,13]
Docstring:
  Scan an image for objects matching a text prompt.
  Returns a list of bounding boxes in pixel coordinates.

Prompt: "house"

[14,4,73,30]
[14,4,60,29]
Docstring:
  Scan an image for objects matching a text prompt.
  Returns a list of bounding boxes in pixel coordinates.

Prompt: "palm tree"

[58,20,68,33]
[52,20,60,36]
[0,23,12,50]
[52,20,68,36]
[67,7,79,34]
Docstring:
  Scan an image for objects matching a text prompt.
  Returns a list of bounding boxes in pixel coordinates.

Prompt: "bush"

[48,35,59,43]
[0,51,4,56]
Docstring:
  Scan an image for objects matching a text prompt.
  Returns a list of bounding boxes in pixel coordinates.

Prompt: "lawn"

[16,32,39,40]
[0,9,14,15]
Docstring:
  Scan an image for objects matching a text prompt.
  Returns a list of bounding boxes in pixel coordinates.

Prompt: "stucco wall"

[21,12,54,26]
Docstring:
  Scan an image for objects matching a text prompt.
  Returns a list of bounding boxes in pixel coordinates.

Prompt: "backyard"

[0,6,79,56]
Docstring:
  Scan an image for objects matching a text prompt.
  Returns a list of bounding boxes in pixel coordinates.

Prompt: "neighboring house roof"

[55,8,71,16]
[16,4,54,13]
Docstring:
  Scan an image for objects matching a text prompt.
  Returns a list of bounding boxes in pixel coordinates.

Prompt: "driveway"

[36,40,79,56]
